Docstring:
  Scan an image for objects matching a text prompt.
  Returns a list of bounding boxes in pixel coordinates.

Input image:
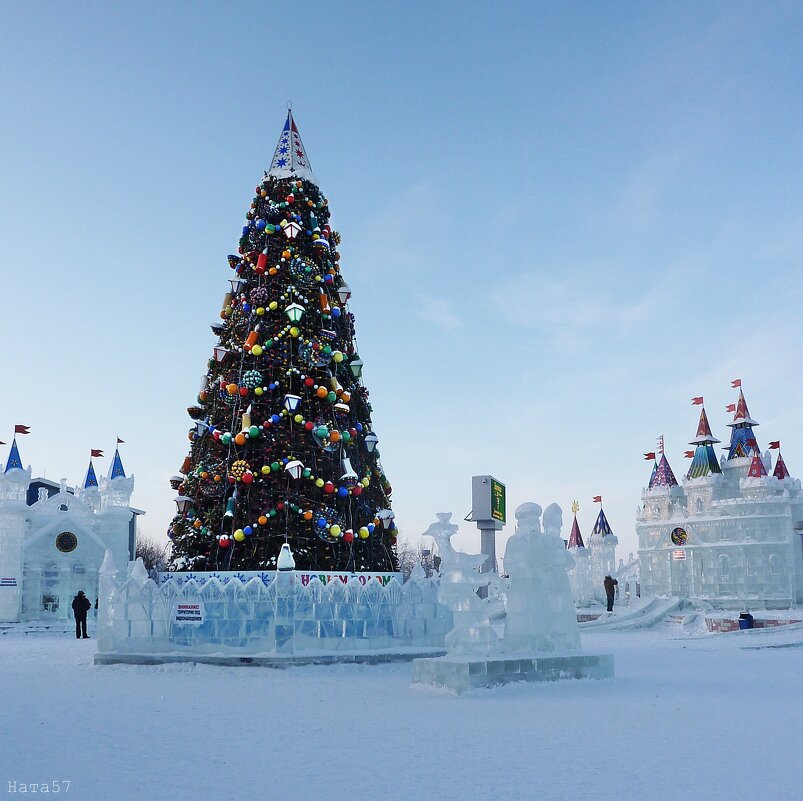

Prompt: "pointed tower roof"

[728,390,758,427]
[773,451,791,480]
[686,444,722,479]
[84,460,99,489]
[567,514,585,548]
[726,390,760,460]
[591,507,614,538]
[689,407,721,445]
[4,439,23,473]
[108,448,126,480]
[266,109,317,185]
[649,454,679,489]
[747,449,767,478]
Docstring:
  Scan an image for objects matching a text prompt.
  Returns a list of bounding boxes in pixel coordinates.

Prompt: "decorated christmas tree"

[168,111,397,573]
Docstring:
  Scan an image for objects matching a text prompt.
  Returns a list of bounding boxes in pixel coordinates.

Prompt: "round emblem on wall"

[56,531,78,553]
[670,527,688,546]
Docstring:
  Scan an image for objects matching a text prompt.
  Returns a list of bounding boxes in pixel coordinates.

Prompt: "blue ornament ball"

[367,523,375,533]
[244,526,253,536]
[317,517,327,529]
[271,414,280,424]
[255,219,266,231]
[331,307,342,319]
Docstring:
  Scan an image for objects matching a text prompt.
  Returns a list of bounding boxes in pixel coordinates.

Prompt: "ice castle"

[0,438,140,623]
[637,388,803,608]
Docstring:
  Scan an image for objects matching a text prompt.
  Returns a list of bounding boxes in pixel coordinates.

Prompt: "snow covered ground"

[2,622,800,801]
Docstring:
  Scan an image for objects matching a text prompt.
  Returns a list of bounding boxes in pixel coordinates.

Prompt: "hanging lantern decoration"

[348,357,364,379]
[174,496,194,515]
[194,419,210,437]
[285,459,304,480]
[377,509,395,529]
[364,432,379,453]
[213,346,230,363]
[169,475,183,491]
[336,283,352,305]
[283,393,302,412]
[285,303,305,323]
[229,276,247,294]
[284,221,302,239]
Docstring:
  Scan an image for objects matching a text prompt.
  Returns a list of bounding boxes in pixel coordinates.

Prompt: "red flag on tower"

[14,425,31,434]
[592,495,602,503]
[684,451,695,458]
[731,379,742,388]
[725,404,736,413]
[91,449,104,457]
[644,452,656,460]
[768,441,780,449]
[691,397,704,405]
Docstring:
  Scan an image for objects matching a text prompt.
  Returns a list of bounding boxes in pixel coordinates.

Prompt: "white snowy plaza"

[2,623,799,801]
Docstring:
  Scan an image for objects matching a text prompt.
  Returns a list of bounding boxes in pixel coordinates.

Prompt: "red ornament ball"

[304,421,314,431]
[304,377,315,387]
[352,485,363,496]
[343,529,355,543]
[219,536,231,548]
[241,471,253,484]
[324,481,335,494]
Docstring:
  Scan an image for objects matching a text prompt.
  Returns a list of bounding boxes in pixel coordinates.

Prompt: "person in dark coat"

[72,590,92,639]
[603,575,618,612]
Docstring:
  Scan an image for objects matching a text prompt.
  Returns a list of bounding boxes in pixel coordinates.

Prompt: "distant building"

[637,390,803,609]
[568,502,618,606]
[0,439,141,623]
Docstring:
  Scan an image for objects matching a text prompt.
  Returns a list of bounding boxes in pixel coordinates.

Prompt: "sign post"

[470,475,506,578]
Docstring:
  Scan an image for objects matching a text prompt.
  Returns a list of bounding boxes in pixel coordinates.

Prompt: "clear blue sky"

[2,1,801,559]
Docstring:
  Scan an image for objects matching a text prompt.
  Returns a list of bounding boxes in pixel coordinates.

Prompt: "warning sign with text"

[173,602,205,625]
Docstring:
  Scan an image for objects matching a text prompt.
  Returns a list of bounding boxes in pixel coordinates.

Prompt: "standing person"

[603,575,618,613]
[72,590,91,639]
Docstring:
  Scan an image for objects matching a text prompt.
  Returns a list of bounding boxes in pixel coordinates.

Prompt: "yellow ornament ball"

[333,351,344,363]
[251,344,264,356]
[315,478,325,488]
[358,527,370,539]
[361,477,370,487]
[269,301,278,311]
[293,414,303,423]
[261,465,270,475]
[233,529,246,542]
[289,326,300,338]
[254,387,263,396]
[330,525,342,537]
[256,307,265,316]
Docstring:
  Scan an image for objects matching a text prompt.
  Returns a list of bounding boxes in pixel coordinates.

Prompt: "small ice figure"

[424,513,499,655]
[503,502,581,653]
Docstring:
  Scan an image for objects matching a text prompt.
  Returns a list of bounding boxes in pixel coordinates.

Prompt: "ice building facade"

[0,440,140,623]
[637,391,803,609]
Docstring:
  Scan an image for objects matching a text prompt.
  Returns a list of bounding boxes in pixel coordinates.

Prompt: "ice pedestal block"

[412,652,614,693]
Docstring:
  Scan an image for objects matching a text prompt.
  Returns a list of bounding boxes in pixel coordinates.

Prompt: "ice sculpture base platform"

[96,646,447,668]
[412,652,614,693]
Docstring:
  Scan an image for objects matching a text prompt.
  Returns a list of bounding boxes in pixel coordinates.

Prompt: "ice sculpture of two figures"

[426,503,580,656]
[424,513,502,655]
[503,502,581,653]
